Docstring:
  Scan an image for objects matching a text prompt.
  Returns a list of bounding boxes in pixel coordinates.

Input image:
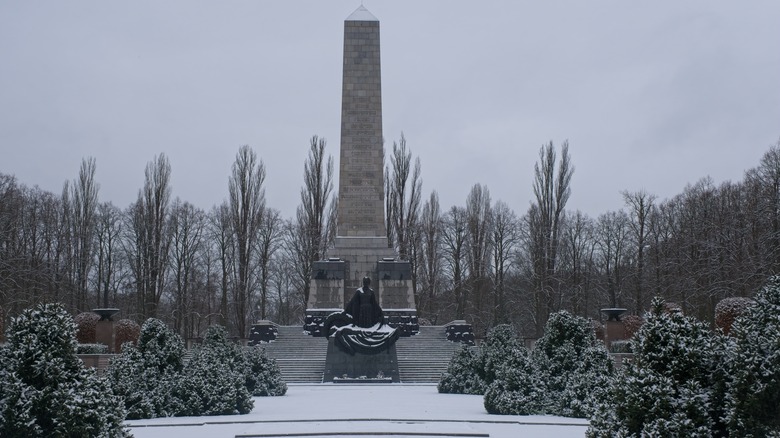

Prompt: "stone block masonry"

[337,17,386,238]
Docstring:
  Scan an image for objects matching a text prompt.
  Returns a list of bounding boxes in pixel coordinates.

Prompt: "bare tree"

[528,141,574,336]
[70,157,99,310]
[296,136,335,308]
[623,189,657,314]
[168,199,206,338]
[94,201,121,308]
[558,210,597,316]
[228,145,266,338]
[489,200,518,324]
[441,206,468,319]
[595,210,630,308]
[255,208,284,320]
[417,191,442,319]
[209,202,233,328]
[140,154,172,318]
[386,134,423,261]
[465,183,492,328]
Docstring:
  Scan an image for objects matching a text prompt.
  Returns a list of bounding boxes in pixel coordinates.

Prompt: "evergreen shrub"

[78,343,110,354]
[244,346,287,396]
[0,303,128,437]
[106,318,186,419]
[438,345,485,395]
[725,277,780,436]
[587,298,722,437]
[438,324,522,395]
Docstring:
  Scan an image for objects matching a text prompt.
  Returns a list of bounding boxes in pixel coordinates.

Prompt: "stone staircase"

[396,326,461,383]
[260,326,328,384]
[262,325,461,384]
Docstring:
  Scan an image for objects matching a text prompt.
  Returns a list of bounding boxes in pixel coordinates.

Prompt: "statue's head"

[362,276,371,288]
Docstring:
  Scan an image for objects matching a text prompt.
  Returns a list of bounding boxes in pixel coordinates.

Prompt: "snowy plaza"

[127,384,588,438]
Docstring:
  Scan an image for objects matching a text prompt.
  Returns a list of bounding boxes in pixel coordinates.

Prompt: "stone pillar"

[93,308,120,353]
[336,6,386,239]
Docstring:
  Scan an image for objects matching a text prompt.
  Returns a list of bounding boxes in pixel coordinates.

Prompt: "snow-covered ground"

[127,384,588,438]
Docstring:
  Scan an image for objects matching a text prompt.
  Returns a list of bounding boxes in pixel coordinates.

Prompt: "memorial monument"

[305,5,418,341]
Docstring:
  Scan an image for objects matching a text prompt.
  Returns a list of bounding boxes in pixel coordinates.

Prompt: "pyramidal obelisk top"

[346,5,378,21]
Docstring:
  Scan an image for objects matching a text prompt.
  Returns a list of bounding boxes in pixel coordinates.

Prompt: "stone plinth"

[310,260,348,309]
[323,338,399,383]
[248,320,278,346]
[93,308,119,353]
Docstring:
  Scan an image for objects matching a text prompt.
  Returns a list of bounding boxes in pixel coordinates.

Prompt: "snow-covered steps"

[260,326,328,384]
[261,325,462,384]
[395,325,462,383]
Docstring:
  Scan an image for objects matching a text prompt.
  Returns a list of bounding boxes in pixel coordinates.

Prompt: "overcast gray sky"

[1,1,778,220]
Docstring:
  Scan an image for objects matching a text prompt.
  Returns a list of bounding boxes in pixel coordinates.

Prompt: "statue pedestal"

[93,308,119,353]
[323,339,399,383]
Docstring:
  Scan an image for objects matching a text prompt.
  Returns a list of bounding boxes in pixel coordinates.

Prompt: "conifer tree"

[587,298,719,437]
[0,303,127,437]
[107,318,186,419]
[438,345,484,395]
[725,276,780,436]
[532,311,612,418]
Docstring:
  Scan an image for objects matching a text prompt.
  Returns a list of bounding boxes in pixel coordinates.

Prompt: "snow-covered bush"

[244,346,287,396]
[587,298,721,437]
[75,311,100,344]
[483,346,545,415]
[114,318,140,352]
[78,343,110,354]
[714,296,754,336]
[175,325,256,415]
[438,324,523,395]
[481,324,522,386]
[0,303,127,437]
[608,340,632,353]
[725,277,780,436]
[106,317,185,419]
[531,311,613,418]
[176,341,253,416]
[438,345,485,394]
[481,314,612,418]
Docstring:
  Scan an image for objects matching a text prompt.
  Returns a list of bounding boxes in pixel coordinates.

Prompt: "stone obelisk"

[336,5,387,239]
[305,6,417,337]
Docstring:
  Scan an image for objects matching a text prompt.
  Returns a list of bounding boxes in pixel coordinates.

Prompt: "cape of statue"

[324,277,399,355]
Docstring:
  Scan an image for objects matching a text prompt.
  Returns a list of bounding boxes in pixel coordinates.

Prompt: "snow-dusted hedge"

[107,322,287,420]
[175,325,253,416]
[438,324,522,395]
[587,298,724,437]
[437,345,485,395]
[485,311,612,418]
[78,343,110,354]
[483,346,544,415]
[244,345,287,397]
[725,277,780,436]
[106,318,186,419]
[0,303,128,437]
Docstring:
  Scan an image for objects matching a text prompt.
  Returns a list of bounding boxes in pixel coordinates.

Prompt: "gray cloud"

[1,1,778,219]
